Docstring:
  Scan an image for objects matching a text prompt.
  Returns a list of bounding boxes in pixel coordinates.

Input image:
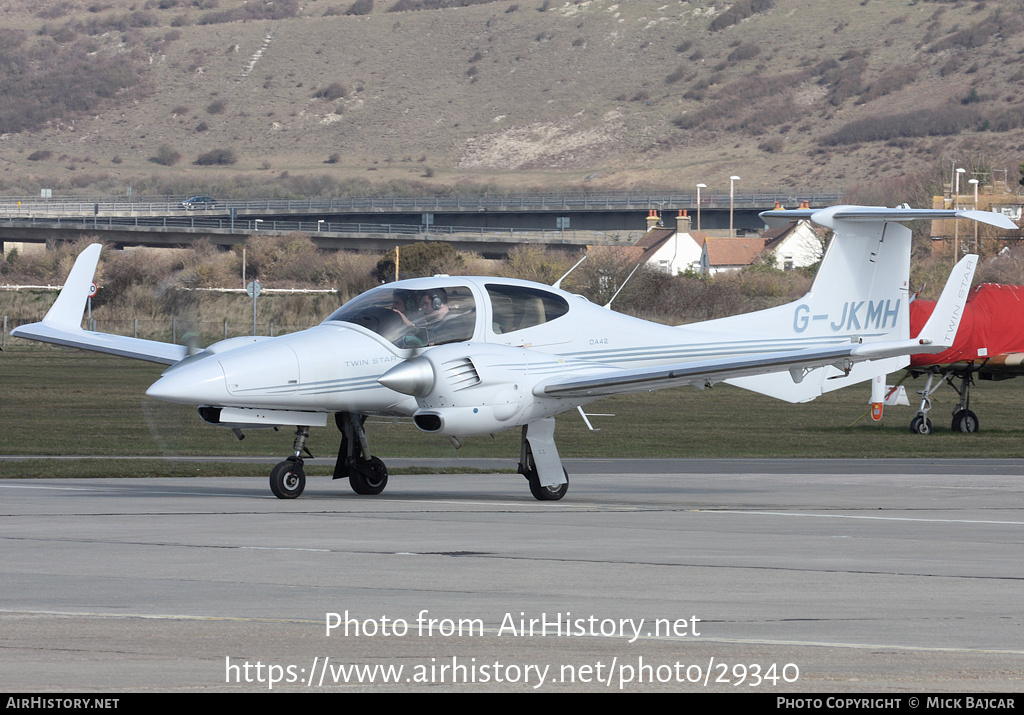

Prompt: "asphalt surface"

[1,459,1022,693]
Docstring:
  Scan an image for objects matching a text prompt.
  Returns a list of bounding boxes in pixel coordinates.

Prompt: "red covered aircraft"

[899,283,1024,434]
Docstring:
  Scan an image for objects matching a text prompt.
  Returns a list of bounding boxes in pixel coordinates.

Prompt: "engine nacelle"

[378,343,600,436]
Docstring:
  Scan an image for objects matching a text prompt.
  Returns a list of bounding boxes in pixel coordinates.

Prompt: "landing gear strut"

[518,420,568,501]
[269,426,310,499]
[334,412,389,495]
[909,368,979,435]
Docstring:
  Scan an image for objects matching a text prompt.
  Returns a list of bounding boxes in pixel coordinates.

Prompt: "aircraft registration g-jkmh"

[12,205,1016,500]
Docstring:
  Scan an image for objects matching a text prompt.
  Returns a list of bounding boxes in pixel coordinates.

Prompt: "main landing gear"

[909,369,979,435]
[517,419,569,501]
[268,412,389,499]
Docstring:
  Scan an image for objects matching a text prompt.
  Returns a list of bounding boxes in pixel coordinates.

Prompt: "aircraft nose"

[146,355,230,405]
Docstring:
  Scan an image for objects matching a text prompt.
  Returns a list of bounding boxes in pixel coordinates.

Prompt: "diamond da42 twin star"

[13,205,1014,500]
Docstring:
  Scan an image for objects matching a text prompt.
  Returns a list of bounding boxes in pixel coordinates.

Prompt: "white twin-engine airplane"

[13,205,1015,500]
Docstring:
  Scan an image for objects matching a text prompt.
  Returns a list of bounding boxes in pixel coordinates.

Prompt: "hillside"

[2,0,1023,199]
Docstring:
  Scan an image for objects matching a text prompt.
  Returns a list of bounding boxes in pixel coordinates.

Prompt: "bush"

[206,99,227,114]
[347,0,374,13]
[708,0,774,32]
[151,144,182,166]
[727,42,761,62]
[27,150,53,161]
[313,83,348,101]
[199,0,297,24]
[195,148,237,165]
[374,242,465,281]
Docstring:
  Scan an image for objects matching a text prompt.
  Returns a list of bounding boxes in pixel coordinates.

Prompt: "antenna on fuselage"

[552,254,587,290]
[603,262,643,310]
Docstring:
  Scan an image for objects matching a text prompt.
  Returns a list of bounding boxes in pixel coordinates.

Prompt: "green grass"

[3,348,1024,479]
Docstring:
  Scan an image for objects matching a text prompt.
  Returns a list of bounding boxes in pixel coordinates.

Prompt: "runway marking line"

[702,509,1024,527]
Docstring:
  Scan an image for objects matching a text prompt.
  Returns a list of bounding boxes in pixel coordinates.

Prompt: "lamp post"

[317,219,325,232]
[696,183,706,232]
[729,176,740,237]
[969,178,980,253]
[254,218,263,232]
[954,167,965,259]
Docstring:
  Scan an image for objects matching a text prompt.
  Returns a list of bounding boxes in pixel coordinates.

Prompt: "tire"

[952,410,979,433]
[349,456,388,495]
[270,459,305,499]
[912,416,933,435]
[527,468,568,501]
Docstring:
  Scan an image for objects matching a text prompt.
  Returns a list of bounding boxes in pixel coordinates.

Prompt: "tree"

[373,242,464,282]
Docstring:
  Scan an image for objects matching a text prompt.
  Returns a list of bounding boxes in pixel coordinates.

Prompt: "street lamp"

[969,178,980,253]
[317,219,325,232]
[253,218,263,231]
[954,168,966,259]
[696,183,706,232]
[729,176,740,237]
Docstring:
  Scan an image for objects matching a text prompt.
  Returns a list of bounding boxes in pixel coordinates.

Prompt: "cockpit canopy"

[324,280,571,348]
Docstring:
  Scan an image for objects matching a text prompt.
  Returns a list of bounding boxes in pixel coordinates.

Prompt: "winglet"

[915,253,977,351]
[43,243,102,329]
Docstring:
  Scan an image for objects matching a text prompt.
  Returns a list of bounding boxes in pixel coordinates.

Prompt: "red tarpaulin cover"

[910,284,1024,366]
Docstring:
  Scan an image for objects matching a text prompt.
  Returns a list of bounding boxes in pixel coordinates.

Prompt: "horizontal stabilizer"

[761,205,1018,230]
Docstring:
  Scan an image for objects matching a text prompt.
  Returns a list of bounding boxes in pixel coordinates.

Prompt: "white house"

[636,211,705,275]
[760,219,827,271]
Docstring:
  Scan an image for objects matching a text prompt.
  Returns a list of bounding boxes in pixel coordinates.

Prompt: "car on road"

[180,196,217,210]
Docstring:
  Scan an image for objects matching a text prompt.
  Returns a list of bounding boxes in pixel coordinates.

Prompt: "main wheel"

[952,409,979,433]
[349,456,388,495]
[526,468,569,501]
[270,459,305,499]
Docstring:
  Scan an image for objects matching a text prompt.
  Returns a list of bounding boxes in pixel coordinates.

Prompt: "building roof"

[703,236,767,267]
[635,226,706,264]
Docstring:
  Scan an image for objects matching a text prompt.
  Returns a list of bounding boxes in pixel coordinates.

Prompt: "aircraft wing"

[10,243,189,365]
[538,341,930,399]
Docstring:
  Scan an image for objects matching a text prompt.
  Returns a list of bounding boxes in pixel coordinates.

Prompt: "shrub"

[347,0,374,14]
[199,0,297,24]
[27,150,53,161]
[665,65,687,84]
[373,242,465,282]
[313,83,348,101]
[206,99,227,114]
[819,106,979,146]
[708,0,774,32]
[727,42,761,62]
[195,148,237,165]
[151,144,182,166]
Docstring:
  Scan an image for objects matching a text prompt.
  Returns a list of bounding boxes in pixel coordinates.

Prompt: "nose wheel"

[270,458,306,499]
[269,426,312,499]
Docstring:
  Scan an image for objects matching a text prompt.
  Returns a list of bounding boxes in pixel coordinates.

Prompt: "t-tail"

[725,205,1012,402]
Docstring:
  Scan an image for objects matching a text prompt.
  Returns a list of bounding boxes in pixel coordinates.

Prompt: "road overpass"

[0,216,637,258]
[0,189,843,254]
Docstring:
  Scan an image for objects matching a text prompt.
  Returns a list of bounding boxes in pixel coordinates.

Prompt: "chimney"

[676,209,691,234]
[646,210,660,231]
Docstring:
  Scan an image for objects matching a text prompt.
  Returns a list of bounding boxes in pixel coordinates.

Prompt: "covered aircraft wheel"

[270,459,306,499]
[349,456,388,495]
[952,410,980,433]
[526,468,569,501]
[910,415,933,435]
